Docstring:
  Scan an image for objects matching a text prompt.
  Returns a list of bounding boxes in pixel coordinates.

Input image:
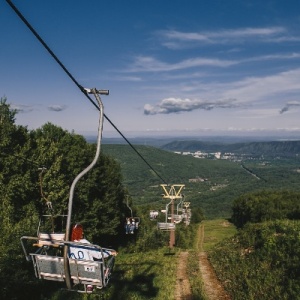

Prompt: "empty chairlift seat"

[157,222,176,230]
[35,233,65,247]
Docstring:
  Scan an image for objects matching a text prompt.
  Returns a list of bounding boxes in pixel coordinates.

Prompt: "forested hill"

[102,144,300,219]
[161,140,300,156]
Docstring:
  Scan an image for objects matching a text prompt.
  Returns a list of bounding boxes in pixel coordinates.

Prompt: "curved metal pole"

[165,199,172,223]
[63,88,107,290]
[176,194,184,215]
[126,197,133,218]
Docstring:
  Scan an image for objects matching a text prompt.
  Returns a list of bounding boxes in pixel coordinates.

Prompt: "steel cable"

[6,0,168,185]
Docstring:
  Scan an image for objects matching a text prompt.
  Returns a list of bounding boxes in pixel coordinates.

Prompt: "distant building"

[189,177,207,183]
[214,152,221,159]
[182,152,191,156]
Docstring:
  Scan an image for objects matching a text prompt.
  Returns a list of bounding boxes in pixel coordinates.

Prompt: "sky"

[1,0,300,139]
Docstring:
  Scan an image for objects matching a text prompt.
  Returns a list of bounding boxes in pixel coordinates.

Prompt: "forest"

[2,97,300,299]
[102,142,300,219]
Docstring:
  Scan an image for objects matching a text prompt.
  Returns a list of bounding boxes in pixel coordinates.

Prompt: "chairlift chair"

[157,198,176,231]
[21,227,116,292]
[173,194,184,224]
[125,198,140,234]
[20,88,115,294]
[149,210,159,220]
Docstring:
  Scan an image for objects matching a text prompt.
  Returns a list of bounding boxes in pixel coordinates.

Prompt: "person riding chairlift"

[69,224,117,264]
[68,224,117,292]
[125,218,138,234]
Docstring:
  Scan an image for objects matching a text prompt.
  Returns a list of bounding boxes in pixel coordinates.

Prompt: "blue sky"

[1,0,300,138]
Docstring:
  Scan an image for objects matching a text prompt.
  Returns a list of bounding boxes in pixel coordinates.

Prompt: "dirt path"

[175,251,192,300]
[197,224,231,300]
[175,224,230,300]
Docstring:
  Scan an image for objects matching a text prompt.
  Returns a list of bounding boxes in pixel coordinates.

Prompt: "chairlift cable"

[38,167,54,212]
[6,0,168,185]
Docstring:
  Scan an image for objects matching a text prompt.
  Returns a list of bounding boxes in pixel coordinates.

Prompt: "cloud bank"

[144,97,238,115]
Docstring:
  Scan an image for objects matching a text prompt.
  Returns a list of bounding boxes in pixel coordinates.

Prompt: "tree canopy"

[231,190,300,228]
[0,97,128,299]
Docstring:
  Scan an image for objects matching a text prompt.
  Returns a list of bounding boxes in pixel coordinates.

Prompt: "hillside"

[161,140,300,157]
[102,144,300,219]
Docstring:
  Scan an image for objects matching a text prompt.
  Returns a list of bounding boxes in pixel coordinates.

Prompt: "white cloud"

[243,52,300,63]
[142,67,300,118]
[128,56,236,72]
[144,97,238,115]
[48,105,67,112]
[126,51,300,74]
[158,26,298,48]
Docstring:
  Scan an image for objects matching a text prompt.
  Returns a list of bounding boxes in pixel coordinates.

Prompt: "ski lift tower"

[160,184,185,248]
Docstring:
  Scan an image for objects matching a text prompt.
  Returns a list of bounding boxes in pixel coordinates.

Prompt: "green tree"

[0,97,40,299]
[30,123,128,246]
[0,99,128,299]
[231,190,300,228]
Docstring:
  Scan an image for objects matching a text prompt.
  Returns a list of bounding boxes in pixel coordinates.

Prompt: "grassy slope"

[103,219,236,300]
[209,219,300,299]
[109,248,178,300]
[201,219,237,252]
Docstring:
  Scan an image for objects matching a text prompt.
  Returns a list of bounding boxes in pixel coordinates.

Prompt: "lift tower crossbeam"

[160,184,185,248]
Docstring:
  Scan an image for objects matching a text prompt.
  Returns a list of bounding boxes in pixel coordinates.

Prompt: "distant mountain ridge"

[85,134,300,157]
[160,140,300,156]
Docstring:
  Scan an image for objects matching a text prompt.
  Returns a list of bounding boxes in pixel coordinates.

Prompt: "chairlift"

[21,224,116,293]
[182,201,191,225]
[157,198,176,231]
[173,194,184,224]
[149,210,159,220]
[125,198,140,234]
[20,88,115,294]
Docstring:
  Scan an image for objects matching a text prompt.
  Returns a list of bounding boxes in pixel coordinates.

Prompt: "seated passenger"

[130,219,135,234]
[125,218,131,234]
[69,224,117,260]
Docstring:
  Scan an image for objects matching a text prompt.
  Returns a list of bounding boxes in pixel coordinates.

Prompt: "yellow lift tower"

[160,184,185,248]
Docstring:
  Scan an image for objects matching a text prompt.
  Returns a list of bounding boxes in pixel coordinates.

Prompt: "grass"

[201,219,237,251]
[187,250,207,300]
[104,247,178,300]
[84,220,237,300]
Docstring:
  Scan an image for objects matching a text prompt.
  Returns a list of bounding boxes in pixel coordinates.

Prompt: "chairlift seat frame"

[157,222,175,231]
[21,236,115,290]
[33,232,66,247]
